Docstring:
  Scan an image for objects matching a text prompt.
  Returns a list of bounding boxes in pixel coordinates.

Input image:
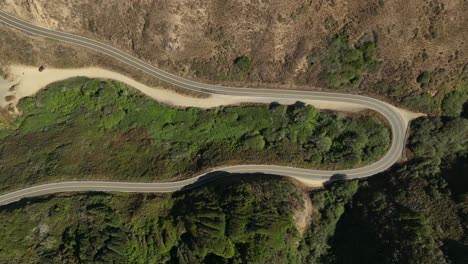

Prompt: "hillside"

[0,77,466,263]
[1,0,467,113]
[0,2,467,263]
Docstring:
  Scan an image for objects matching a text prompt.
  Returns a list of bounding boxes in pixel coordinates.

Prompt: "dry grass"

[0,25,208,98]
[0,0,466,113]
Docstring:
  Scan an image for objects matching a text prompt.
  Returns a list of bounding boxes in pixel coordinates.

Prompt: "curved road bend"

[0,11,407,206]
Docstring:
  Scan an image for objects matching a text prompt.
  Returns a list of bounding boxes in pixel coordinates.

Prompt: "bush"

[319,33,378,90]
[402,92,439,114]
[417,71,433,88]
[0,176,303,263]
[442,83,468,117]
[234,56,252,73]
[409,117,468,160]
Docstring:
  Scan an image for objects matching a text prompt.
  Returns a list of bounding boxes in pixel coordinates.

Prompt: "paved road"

[0,11,407,206]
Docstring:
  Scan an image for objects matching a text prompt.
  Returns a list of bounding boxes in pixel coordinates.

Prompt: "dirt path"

[1,65,424,118]
[0,65,370,112]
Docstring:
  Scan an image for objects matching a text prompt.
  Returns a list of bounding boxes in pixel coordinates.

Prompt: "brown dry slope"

[1,0,467,113]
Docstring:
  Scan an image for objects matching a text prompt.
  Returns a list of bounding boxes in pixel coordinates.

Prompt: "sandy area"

[394,107,425,126]
[289,177,325,187]
[0,65,370,113]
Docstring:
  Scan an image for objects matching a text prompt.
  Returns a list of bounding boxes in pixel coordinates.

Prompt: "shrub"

[234,56,252,73]
[402,92,439,114]
[417,71,433,88]
[442,83,468,117]
[319,33,378,90]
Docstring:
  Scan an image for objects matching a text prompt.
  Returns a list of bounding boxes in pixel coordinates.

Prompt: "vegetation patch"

[319,33,379,90]
[0,78,390,192]
[441,82,468,117]
[417,71,433,88]
[400,81,468,115]
[0,176,304,263]
[323,115,468,263]
[234,56,253,73]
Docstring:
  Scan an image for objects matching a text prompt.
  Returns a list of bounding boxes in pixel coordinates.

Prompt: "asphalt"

[0,11,408,206]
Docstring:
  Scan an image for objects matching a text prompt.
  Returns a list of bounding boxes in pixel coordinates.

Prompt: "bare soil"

[294,191,313,234]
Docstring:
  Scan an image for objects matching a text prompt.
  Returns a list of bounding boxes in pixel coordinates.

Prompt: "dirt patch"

[294,191,313,234]
[395,106,426,125]
[289,178,317,233]
[0,65,370,113]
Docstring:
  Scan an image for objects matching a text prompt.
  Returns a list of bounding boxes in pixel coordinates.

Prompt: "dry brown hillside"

[1,0,467,113]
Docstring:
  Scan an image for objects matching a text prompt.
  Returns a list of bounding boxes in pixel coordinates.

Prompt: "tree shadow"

[462,102,468,119]
[177,171,233,192]
[324,173,349,187]
[0,194,55,213]
[176,171,292,194]
[442,239,468,264]
[287,101,306,111]
[269,101,281,109]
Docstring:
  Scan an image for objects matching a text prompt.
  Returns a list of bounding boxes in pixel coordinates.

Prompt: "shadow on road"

[178,171,233,192]
[323,173,349,187]
[1,172,348,209]
[176,171,301,193]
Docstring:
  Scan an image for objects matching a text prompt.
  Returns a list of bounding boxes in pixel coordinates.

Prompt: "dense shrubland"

[0,176,304,263]
[0,78,389,192]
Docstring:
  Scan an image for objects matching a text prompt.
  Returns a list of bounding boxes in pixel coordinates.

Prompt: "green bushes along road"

[0,77,389,192]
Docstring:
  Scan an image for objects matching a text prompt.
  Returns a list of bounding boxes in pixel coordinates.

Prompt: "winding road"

[0,10,408,206]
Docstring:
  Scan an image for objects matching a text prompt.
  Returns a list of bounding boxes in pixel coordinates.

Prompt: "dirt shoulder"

[0,65,367,112]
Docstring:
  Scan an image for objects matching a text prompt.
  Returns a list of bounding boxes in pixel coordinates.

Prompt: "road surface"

[0,11,407,206]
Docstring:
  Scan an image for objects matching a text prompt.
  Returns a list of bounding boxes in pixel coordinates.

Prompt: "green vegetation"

[401,91,439,114]
[299,180,359,262]
[234,55,252,73]
[2,78,466,263]
[409,117,468,161]
[417,71,433,88]
[324,115,468,263]
[0,78,389,192]
[442,83,468,117]
[0,176,303,263]
[191,55,253,82]
[400,81,468,115]
[320,33,379,89]
[0,114,466,263]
